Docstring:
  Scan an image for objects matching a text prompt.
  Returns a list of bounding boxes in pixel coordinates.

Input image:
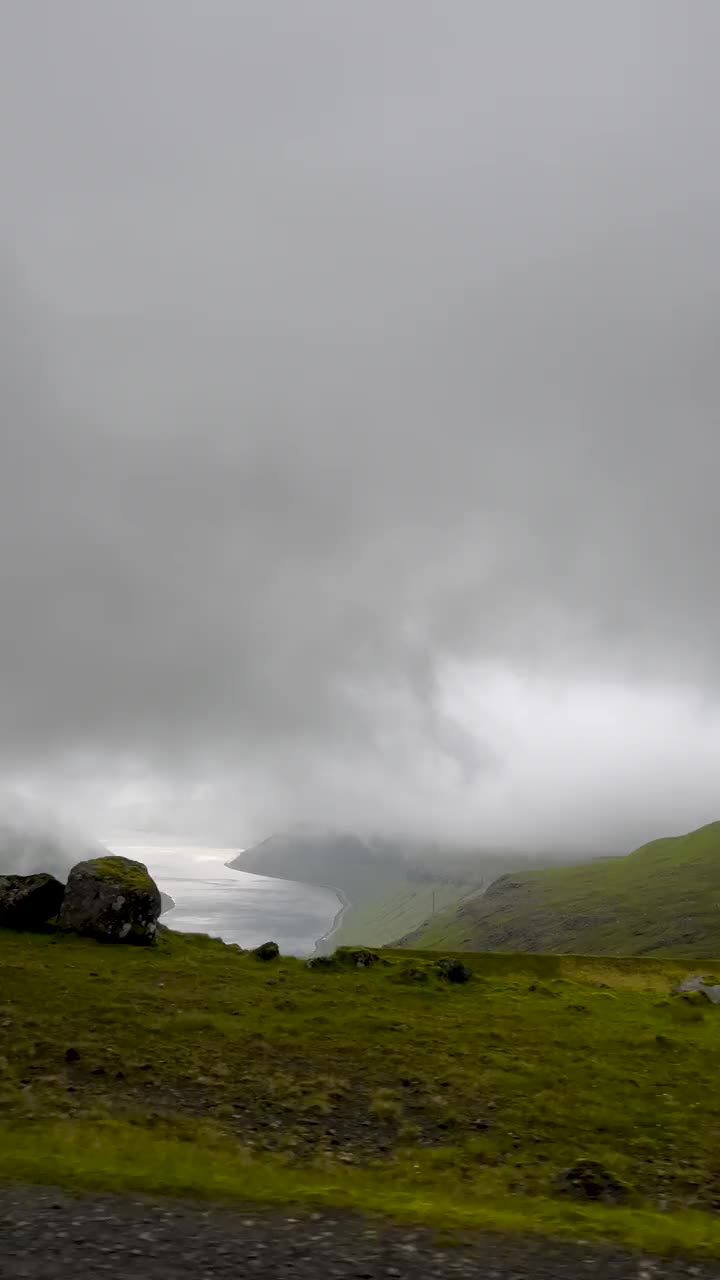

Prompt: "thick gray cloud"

[1,1,719,849]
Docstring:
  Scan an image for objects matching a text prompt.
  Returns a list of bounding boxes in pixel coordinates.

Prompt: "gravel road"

[1,1186,718,1279]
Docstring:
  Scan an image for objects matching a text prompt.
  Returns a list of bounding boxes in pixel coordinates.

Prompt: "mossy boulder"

[253,940,280,961]
[0,873,65,930]
[59,856,161,944]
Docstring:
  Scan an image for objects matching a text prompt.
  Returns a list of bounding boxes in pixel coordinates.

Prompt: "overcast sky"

[1,1,719,855]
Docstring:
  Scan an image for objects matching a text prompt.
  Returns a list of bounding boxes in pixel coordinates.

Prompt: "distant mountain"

[398,821,720,957]
[230,829,402,900]
[229,829,602,951]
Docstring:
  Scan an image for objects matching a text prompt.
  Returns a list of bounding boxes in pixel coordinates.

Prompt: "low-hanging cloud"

[0,789,105,877]
[1,1,719,853]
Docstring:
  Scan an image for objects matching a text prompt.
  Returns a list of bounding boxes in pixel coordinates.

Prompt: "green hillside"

[399,822,720,957]
[329,881,484,949]
[6,924,720,1255]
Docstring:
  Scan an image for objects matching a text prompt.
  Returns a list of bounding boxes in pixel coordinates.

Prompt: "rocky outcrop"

[160,891,176,914]
[0,873,65,929]
[674,975,720,1004]
[59,856,161,944]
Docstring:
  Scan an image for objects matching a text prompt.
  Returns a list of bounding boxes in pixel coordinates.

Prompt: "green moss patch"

[86,856,157,892]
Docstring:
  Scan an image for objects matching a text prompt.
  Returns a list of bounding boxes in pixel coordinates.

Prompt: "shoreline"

[313,886,351,955]
[224,852,351,958]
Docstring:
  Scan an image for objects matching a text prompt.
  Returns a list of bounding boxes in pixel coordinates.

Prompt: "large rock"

[60,856,161,944]
[253,940,280,961]
[0,873,65,929]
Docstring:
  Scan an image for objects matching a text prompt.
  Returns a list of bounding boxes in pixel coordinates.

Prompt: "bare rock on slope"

[674,975,720,1004]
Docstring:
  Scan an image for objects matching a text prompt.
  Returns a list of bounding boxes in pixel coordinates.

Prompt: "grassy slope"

[4,927,720,1253]
[330,882,483,948]
[401,822,720,957]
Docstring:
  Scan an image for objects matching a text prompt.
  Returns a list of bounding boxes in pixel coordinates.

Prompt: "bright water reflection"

[106,842,341,957]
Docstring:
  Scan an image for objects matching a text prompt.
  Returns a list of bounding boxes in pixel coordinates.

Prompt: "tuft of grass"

[368,1088,403,1121]
[670,1001,705,1023]
[86,856,157,893]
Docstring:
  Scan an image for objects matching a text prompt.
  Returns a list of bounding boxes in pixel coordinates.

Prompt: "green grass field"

[402,821,720,956]
[3,925,720,1253]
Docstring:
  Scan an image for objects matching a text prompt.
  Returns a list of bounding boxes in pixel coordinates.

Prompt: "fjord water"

[106,842,342,956]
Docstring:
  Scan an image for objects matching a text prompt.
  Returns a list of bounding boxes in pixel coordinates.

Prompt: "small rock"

[64,1047,80,1063]
[556,1158,630,1204]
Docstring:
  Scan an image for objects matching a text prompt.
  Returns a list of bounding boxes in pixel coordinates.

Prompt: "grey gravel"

[0,1186,718,1279]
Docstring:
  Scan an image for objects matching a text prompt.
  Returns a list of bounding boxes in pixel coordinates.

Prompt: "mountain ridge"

[397,820,720,956]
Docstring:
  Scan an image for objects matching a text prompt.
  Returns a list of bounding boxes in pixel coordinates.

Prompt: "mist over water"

[107,842,340,956]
